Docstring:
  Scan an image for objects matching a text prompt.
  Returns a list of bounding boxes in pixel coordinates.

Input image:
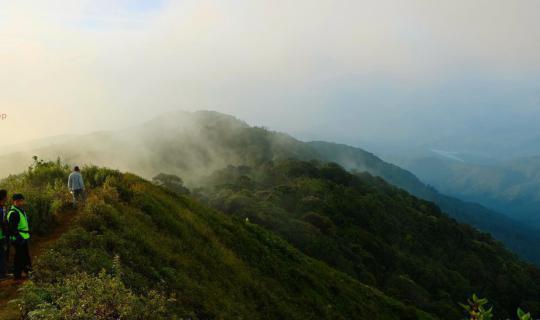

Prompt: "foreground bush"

[462,295,532,320]
[18,260,174,320]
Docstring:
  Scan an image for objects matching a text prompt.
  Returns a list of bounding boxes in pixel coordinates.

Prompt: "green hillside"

[1,159,434,320]
[309,141,540,265]
[198,160,540,319]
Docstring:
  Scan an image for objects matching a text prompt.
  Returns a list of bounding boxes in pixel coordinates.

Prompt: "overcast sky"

[1,0,539,154]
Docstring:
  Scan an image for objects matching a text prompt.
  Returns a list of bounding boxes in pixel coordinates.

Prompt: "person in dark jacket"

[7,194,31,280]
[0,190,8,279]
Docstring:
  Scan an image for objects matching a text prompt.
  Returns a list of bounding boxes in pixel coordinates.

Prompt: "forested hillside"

[309,141,540,265]
[198,160,540,319]
[1,159,433,319]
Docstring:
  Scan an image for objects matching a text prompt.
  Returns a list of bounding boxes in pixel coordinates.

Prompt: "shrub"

[0,157,72,235]
[461,295,533,320]
[82,166,121,189]
[18,259,175,320]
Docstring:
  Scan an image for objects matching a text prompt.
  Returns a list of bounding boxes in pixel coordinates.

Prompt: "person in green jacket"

[8,194,31,280]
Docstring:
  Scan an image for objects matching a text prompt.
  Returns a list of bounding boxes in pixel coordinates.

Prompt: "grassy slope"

[0,161,436,320]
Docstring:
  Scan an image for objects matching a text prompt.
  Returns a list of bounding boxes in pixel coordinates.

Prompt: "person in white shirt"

[68,166,85,207]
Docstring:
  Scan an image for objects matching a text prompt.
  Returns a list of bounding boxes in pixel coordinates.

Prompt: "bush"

[18,259,175,320]
[82,166,122,189]
[461,295,533,320]
[0,157,72,235]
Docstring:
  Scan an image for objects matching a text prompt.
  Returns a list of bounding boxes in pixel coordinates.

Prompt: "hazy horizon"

[2,0,539,158]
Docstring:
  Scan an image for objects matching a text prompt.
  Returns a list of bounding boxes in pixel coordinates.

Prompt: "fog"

[1,0,539,157]
[0,111,313,183]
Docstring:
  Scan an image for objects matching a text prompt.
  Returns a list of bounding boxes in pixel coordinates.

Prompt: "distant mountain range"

[1,110,539,265]
[392,154,540,228]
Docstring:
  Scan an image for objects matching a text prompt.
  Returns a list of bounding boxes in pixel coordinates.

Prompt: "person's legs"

[22,241,31,274]
[73,189,84,207]
[13,243,23,279]
[0,240,6,278]
[72,190,77,207]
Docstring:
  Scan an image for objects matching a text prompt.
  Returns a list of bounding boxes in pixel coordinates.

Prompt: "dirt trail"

[0,208,79,319]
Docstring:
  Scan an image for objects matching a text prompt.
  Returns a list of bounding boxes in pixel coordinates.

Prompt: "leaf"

[517,308,531,320]
[459,302,471,311]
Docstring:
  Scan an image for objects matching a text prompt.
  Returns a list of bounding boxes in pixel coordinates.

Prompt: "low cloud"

[0,0,539,150]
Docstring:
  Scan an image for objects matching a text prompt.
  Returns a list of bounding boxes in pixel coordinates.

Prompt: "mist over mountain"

[2,110,540,266]
[0,111,317,183]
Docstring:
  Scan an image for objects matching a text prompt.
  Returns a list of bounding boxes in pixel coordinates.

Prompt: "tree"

[152,173,189,195]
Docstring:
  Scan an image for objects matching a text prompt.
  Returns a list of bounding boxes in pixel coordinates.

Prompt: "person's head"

[74,166,80,172]
[12,194,25,207]
[0,189,7,205]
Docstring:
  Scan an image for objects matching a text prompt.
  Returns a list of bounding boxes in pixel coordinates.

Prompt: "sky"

[1,0,539,156]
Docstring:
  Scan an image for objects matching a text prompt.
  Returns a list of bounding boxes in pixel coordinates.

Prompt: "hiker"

[68,166,85,207]
[0,190,8,279]
[8,194,31,280]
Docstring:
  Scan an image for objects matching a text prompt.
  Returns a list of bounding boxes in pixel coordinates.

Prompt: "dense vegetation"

[0,111,537,265]
[197,160,540,319]
[309,141,540,265]
[3,159,434,319]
